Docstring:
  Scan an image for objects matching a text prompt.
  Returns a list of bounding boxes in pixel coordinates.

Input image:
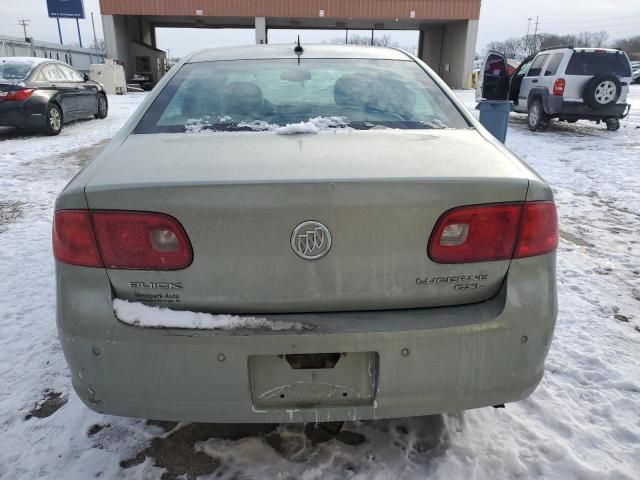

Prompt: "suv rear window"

[566,51,631,77]
[135,59,470,133]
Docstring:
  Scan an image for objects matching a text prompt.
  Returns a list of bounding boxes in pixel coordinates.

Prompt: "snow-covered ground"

[0,88,638,479]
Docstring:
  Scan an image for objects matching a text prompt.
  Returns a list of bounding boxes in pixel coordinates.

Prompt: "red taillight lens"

[53,210,193,270]
[0,88,35,101]
[514,201,558,258]
[553,78,565,96]
[91,211,192,270]
[53,210,103,267]
[428,201,558,264]
[428,203,523,263]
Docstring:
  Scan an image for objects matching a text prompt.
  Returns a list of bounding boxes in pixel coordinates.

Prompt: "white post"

[255,17,267,45]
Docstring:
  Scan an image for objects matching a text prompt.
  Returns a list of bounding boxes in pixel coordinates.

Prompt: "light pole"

[18,18,30,39]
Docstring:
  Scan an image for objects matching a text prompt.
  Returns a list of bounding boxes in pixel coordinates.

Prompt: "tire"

[527,99,549,132]
[605,118,620,132]
[583,74,621,110]
[94,94,108,119]
[44,103,63,136]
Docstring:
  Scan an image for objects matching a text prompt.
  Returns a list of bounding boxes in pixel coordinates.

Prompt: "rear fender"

[527,87,555,114]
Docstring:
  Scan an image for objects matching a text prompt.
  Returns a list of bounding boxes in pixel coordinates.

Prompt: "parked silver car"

[54,45,558,423]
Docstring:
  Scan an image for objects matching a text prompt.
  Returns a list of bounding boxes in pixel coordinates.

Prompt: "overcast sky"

[1,0,639,57]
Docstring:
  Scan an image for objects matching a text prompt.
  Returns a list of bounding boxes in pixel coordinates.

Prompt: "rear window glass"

[566,51,631,77]
[0,60,32,81]
[527,54,549,77]
[135,59,470,133]
[544,53,564,76]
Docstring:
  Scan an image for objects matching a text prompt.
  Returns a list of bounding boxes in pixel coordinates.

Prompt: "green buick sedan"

[53,44,557,423]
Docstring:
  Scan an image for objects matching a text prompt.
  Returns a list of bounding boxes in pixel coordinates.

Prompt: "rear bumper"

[0,100,46,128]
[543,96,629,119]
[56,254,557,423]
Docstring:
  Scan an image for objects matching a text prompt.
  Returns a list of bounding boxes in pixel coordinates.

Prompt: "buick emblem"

[291,221,332,260]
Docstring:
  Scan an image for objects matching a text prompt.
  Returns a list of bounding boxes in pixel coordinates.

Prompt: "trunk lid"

[85,129,531,313]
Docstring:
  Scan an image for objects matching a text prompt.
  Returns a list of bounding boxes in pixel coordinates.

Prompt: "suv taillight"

[0,88,35,101]
[553,78,565,96]
[53,210,193,270]
[428,201,558,264]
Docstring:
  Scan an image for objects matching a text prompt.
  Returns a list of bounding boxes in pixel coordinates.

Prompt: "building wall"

[0,34,105,73]
[99,0,480,20]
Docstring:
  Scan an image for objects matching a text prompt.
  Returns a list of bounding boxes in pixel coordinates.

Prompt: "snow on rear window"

[0,60,32,81]
[135,59,469,134]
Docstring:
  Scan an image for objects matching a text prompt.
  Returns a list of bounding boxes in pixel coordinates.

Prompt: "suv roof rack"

[538,45,574,53]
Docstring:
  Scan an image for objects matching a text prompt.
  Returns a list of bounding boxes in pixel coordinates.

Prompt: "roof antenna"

[294,35,304,64]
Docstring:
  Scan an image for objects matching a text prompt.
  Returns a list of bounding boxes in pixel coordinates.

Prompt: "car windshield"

[135,59,470,133]
[0,60,32,81]
[566,51,631,77]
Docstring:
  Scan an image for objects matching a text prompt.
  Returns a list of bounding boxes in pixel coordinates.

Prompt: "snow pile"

[236,119,278,132]
[113,299,306,331]
[275,116,349,135]
[235,116,349,134]
[184,117,213,133]
[275,120,319,135]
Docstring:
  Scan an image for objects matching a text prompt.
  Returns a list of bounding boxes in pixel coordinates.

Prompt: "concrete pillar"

[255,17,267,45]
[102,14,131,77]
[419,26,444,75]
[439,20,479,89]
[140,18,153,46]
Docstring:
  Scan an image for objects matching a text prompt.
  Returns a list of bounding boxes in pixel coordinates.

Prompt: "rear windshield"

[566,51,631,77]
[135,59,470,133]
[0,60,32,81]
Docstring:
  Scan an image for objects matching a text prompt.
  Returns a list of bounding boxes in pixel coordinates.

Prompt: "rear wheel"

[527,99,548,132]
[44,103,63,136]
[95,94,108,119]
[605,118,620,132]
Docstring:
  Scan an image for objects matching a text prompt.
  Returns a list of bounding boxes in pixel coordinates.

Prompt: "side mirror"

[83,73,90,81]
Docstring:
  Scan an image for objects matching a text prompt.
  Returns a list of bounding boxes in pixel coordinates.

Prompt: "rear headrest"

[222,81,264,115]
[333,74,370,107]
[334,73,416,115]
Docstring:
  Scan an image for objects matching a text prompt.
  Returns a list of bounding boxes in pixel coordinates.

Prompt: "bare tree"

[614,35,640,60]
[485,37,526,59]
[485,30,639,61]
[590,31,609,48]
[328,34,399,48]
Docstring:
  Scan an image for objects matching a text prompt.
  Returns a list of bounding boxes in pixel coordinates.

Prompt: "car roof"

[187,44,411,63]
[0,56,60,66]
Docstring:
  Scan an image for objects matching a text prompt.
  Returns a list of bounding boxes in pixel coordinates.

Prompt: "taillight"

[553,78,565,96]
[0,88,35,101]
[53,210,193,270]
[513,201,558,258]
[428,201,557,264]
[53,210,102,267]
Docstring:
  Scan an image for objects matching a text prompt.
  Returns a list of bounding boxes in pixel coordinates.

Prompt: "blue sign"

[46,0,85,19]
